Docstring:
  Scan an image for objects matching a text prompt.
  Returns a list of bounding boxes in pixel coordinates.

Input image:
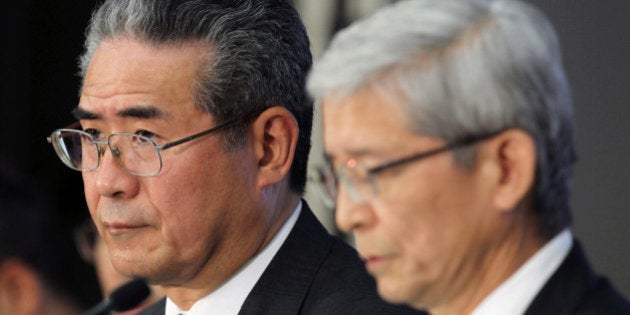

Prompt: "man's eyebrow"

[116,106,164,119]
[72,106,165,120]
[72,107,100,120]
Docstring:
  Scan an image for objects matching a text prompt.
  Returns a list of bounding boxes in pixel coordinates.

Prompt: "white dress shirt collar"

[471,228,572,315]
[165,201,303,315]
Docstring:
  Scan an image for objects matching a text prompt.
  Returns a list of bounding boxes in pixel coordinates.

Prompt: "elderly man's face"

[79,38,270,287]
[323,88,502,309]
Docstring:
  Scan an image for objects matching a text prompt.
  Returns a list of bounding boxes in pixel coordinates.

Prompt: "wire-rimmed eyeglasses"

[47,110,262,177]
[311,130,505,207]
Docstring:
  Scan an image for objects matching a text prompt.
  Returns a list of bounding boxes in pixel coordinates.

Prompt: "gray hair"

[308,0,576,238]
[79,0,313,193]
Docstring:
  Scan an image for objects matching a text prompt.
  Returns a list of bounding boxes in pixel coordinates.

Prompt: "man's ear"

[482,129,537,212]
[251,106,299,189]
[0,258,44,315]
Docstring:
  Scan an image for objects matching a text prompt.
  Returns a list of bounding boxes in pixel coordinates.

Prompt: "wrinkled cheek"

[159,223,204,262]
[82,175,99,213]
[377,258,423,304]
[401,235,444,284]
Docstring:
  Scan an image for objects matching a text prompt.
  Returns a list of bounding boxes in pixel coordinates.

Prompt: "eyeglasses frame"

[47,110,263,176]
[320,129,506,205]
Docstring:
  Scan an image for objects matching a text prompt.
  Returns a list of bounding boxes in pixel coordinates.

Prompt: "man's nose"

[94,146,140,198]
[335,186,376,233]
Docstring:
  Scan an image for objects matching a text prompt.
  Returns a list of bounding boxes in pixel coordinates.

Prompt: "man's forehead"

[77,37,205,123]
[323,108,406,160]
[322,90,409,132]
[322,90,428,160]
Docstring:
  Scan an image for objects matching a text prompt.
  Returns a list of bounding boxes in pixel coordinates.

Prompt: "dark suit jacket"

[139,202,422,315]
[525,240,630,315]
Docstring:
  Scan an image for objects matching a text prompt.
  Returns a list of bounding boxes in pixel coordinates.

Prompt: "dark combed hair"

[80,0,313,193]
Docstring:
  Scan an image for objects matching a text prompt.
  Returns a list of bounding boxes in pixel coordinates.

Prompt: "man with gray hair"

[308,0,630,313]
[47,0,421,314]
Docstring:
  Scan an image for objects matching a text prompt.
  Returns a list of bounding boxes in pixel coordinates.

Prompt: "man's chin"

[111,256,153,278]
[376,278,418,307]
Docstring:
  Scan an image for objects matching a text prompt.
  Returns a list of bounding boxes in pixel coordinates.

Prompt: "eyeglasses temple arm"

[367,130,506,174]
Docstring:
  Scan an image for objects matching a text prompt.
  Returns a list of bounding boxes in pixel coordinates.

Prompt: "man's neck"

[161,188,302,310]
[429,215,547,315]
[258,190,301,250]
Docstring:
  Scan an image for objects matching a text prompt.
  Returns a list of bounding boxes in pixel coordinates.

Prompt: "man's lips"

[362,254,391,272]
[102,222,148,235]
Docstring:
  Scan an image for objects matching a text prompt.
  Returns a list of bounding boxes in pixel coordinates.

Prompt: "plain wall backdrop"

[529,0,630,297]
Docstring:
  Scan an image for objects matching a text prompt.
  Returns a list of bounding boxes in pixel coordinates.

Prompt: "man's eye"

[135,129,153,136]
[83,128,103,140]
[134,130,157,143]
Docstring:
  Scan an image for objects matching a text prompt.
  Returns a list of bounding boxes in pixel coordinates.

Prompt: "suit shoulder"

[302,235,425,314]
[572,277,630,314]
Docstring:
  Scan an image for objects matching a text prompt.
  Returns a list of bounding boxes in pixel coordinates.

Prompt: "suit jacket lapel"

[525,241,597,314]
[138,202,332,315]
[238,202,332,315]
